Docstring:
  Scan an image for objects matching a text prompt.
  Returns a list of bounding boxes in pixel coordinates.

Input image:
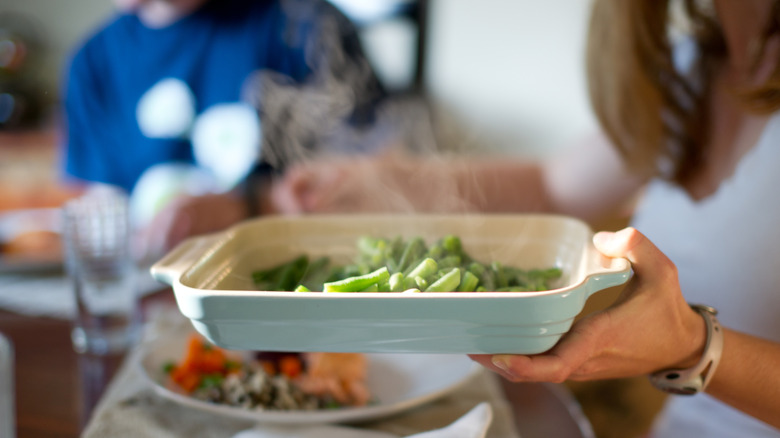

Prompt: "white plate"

[0,208,63,273]
[137,331,481,425]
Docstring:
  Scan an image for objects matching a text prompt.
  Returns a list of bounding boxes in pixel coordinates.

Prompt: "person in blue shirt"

[61,0,385,259]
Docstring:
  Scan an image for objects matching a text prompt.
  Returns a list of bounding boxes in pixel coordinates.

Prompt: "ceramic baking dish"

[151,214,631,354]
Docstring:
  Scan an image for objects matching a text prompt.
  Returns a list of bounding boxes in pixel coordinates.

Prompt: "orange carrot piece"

[279,355,303,378]
[170,365,201,392]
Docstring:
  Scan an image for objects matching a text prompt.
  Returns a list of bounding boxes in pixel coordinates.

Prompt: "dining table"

[0,127,600,438]
[0,282,597,438]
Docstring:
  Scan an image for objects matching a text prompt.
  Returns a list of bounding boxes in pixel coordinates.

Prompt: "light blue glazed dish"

[151,214,631,354]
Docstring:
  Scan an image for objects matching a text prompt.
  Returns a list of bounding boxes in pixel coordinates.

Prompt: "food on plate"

[252,234,562,293]
[296,352,370,406]
[164,334,371,411]
[0,230,62,261]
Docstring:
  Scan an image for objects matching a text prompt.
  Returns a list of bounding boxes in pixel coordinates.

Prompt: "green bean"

[406,258,438,280]
[467,262,486,277]
[491,261,508,289]
[458,270,480,292]
[299,256,331,290]
[254,235,562,293]
[275,255,309,291]
[323,267,390,292]
[389,236,405,267]
[414,276,429,290]
[441,235,462,255]
[357,236,394,270]
[426,268,461,292]
[437,255,461,270]
[389,272,405,292]
[251,263,285,285]
[426,243,444,260]
[360,284,379,292]
[397,237,426,273]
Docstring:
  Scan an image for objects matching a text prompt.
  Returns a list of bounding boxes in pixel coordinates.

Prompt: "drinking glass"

[0,332,13,438]
[62,185,140,355]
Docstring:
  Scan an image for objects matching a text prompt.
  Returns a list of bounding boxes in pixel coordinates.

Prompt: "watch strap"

[648,304,723,395]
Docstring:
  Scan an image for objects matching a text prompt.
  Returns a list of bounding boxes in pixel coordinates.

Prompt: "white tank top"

[631,113,780,436]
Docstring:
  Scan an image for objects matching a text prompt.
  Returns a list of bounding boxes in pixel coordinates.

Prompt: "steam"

[242,0,490,214]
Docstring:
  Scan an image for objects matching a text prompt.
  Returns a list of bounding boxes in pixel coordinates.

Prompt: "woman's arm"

[271,132,647,219]
[708,329,780,428]
[470,228,780,429]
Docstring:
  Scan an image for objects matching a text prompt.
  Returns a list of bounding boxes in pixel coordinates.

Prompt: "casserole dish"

[151,214,631,354]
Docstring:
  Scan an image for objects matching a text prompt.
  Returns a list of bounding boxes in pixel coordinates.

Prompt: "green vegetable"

[251,235,562,293]
[323,267,391,292]
[199,373,224,389]
[389,272,405,292]
[397,237,425,272]
[406,258,438,279]
[425,268,461,292]
[275,255,309,291]
[458,270,480,292]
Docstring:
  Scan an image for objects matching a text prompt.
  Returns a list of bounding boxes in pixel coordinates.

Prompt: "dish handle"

[584,240,633,298]
[150,233,224,286]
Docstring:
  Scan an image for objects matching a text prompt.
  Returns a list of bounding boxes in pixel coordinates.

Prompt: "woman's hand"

[270,154,477,214]
[470,227,707,383]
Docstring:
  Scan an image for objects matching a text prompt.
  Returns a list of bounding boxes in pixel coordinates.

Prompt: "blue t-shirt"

[62,0,377,193]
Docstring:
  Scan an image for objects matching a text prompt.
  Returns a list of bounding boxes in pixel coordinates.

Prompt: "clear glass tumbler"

[0,332,13,438]
[62,185,140,355]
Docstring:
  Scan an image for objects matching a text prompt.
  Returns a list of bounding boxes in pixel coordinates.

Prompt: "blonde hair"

[586,0,780,185]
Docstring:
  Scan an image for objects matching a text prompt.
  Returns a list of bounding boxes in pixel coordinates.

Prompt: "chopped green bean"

[300,256,331,290]
[277,255,309,291]
[458,270,480,292]
[426,268,461,292]
[360,284,379,292]
[397,237,425,273]
[491,261,508,289]
[437,255,461,270]
[406,258,438,280]
[252,235,562,293]
[442,235,462,255]
[389,272,405,292]
[323,267,390,292]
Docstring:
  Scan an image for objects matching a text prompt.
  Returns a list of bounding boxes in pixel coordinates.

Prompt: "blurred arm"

[271,132,648,219]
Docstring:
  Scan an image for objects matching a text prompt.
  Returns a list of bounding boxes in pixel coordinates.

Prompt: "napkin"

[231,403,494,438]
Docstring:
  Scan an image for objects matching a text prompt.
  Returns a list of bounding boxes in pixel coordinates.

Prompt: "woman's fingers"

[469,310,609,382]
[593,227,675,280]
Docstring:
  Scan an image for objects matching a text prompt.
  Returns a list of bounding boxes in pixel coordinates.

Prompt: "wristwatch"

[648,304,723,395]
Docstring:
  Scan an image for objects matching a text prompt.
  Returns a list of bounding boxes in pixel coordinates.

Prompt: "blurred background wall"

[0,0,596,157]
[426,0,596,156]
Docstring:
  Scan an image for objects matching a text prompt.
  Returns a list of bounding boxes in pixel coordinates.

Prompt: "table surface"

[0,287,595,438]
